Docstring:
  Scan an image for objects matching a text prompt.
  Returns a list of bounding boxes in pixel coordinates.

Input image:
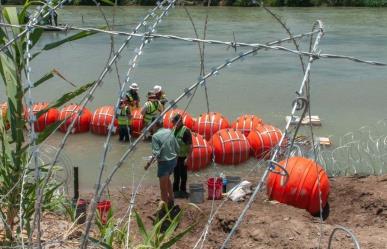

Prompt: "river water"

[1,6,387,190]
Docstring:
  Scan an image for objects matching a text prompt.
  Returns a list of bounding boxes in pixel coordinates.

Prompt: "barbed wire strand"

[219,20,325,249]
[79,1,177,247]
[1,21,385,67]
[327,225,361,249]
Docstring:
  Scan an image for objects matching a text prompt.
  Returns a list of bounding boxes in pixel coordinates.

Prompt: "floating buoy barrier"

[59,104,91,133]
[90,105,118,135]
[130,109,144,137]
[266,157,330,215]
[247,124,282,159]
[25,102,59,132]
[210,129,250,165]
[163,109,194,130]
[232,114,264,137]
[187,133,213,171]
[193,112,230,140]
[0,102,9,129]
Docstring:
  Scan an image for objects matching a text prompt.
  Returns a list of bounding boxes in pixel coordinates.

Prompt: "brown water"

[1,6,386,190]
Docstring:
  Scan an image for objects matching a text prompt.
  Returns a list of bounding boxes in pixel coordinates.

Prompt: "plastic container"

[74,198,87,224]
[189,183,204,204]
[226,176,241,193]
[207,178,223,200]
[97,200,112,225]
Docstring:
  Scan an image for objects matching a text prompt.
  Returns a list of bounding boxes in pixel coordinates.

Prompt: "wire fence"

[0,1,386,249]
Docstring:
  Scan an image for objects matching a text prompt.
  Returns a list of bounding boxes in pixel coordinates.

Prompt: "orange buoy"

[187,133,213,171]
[90,105,118,135]
[130,109,144,137]
[266,157,330,215]
[210,129,250,165]
[247,124,282,159]
[193,112,230,140]
[25,102,59,132]
[59,104,91,133]
[0,102,10,130]
[163,109,194,130]
[232,114,264,137]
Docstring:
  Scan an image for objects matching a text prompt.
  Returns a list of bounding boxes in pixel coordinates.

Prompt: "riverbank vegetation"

[1,0,387,7]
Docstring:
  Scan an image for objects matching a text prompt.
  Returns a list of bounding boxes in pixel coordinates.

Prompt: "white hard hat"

[153,85,162,93]
[130,83,139,90]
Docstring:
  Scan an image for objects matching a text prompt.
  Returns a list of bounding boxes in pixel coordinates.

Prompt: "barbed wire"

[0,21,385,66]
[1,1,384,247]
[220,20,325,249]
[81,0,177,246]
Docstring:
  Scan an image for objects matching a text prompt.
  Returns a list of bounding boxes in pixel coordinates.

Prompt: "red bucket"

[207,178,223,200]
[97,200,111,225]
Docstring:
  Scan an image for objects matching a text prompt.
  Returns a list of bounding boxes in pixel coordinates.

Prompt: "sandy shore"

[37,173,387,248]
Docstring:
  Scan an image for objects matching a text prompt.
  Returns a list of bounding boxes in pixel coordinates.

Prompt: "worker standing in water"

[141,91,163,138]
[117,100,131,142]
[171,114,192,199]
[126,83,140,110]
[153,85,168,108]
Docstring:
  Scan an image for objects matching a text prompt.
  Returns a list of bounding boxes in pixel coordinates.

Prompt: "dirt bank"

[38,174,387,248]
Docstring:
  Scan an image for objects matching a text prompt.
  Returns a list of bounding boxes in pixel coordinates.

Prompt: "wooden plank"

[286,115,321,126]
[317,136,332,146]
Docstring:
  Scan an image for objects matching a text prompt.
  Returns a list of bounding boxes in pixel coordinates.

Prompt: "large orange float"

[232,114,263,137]
[59,104,91,133]
[193,112,230,140]
[25,102,59,132]
[90,105,118,135]
[130,109,144,137]
[163,109,194,130]
[247,124,282,159]
[266,157,330,215]
[187,133,213,171]
[210,129,250,165]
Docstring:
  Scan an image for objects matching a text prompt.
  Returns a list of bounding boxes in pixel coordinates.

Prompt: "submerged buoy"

[232,114,264,137]
[59,104,91,133]
[247,124,282,159]
[90,105,118,135]
[266,157,330,215]
[25,102,59,132]
[210,129,250,165]
[193,112,230,140]
[130,109,144,137]
[163,109,194,130]
[0,102,9,130]
[187,133,213,171]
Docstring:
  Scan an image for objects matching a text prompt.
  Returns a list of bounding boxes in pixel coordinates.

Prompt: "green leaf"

[41,30,98,51]
[0,53,25,148]
[160,223,195,249]
[23,71,55,93]
[29,28,44,48]
[35,81,94,118]
[88,236,113,249]
[35,121,62,145]
[134,210,149,240]
[99,0,114,5]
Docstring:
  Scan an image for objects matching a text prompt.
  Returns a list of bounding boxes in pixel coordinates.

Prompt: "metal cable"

[327,226,361,249]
